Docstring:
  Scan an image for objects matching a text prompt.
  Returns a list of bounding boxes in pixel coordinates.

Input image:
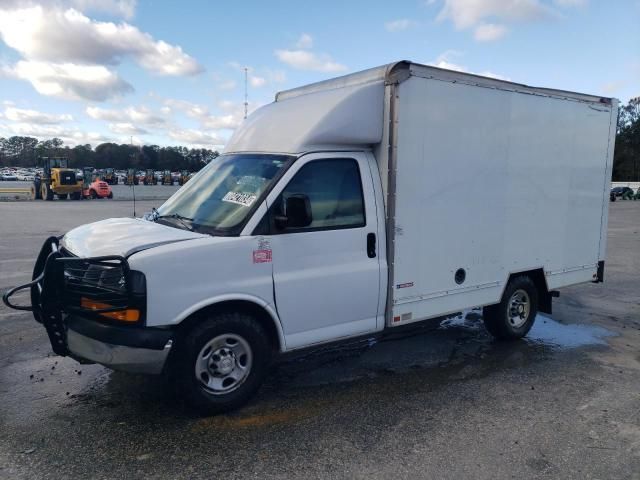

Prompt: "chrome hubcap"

[195,334,252,395]
[508,289,530,328]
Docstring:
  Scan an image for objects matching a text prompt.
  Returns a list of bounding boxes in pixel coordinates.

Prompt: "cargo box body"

[379,63,617,326]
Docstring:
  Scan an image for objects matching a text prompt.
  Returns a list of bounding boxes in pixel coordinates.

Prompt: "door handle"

[367,233,376,258]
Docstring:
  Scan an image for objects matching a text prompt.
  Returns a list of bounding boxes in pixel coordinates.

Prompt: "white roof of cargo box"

[224,60,612,155]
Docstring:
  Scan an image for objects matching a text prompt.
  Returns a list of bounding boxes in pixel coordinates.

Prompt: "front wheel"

[42,183,54,201]
[171,312,272,415]
[483,276,538,340]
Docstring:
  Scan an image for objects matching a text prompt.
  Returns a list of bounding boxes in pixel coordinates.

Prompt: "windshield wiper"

[155,213,195,232]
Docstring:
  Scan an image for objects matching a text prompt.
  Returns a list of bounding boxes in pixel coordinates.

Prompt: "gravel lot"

[0,201,639,479]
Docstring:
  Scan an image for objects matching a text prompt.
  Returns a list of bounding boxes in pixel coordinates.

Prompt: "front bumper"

[2,236,171,375]
[66,316,173,374]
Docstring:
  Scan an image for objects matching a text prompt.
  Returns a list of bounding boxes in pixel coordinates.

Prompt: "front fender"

[128,235,279,343]
[172,293,285,351]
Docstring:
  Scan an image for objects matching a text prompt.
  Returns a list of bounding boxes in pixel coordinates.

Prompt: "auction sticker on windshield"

[222,191,257,207]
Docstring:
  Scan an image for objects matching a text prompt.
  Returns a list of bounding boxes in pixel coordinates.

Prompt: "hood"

[61,217,207,258]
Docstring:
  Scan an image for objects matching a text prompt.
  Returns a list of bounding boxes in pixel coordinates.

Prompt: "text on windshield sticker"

[222,191,257,207]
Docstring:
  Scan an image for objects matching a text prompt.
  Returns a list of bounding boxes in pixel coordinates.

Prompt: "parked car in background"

[611,186,633,197]
[0,170,18,181]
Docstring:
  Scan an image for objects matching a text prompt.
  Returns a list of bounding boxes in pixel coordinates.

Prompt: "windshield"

[156,153,293,234]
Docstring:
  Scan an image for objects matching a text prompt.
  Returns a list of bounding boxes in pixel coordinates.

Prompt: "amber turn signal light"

[81,297,140,322]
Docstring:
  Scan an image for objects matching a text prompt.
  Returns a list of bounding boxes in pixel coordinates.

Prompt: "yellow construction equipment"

[125,168,139,185]
[33,157,82,201]
[143,169,157,185]
[162,170,173,185]
[178,170,190,186]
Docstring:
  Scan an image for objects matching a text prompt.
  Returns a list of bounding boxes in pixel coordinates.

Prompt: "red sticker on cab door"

[253,249,272,263]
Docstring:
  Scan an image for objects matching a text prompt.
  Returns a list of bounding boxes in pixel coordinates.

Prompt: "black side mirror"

[274,194,312,229]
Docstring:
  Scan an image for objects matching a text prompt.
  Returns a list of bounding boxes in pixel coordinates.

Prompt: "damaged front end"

[2,236,172,374]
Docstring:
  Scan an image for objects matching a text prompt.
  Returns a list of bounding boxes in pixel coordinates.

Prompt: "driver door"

[264,152,381,349]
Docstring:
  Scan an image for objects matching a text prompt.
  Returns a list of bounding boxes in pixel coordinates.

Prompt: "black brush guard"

[2,236,139,357]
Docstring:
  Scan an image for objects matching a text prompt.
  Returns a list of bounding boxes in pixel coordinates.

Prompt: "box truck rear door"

[266,153,380,349]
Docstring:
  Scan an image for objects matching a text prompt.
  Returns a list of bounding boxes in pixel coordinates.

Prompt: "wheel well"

[175,300,281,352]
[507,268,552,314]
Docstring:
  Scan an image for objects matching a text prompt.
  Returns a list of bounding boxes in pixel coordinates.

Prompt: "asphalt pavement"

[0,201,639,479]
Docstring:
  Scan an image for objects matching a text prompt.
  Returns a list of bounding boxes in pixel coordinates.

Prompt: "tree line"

[0,137,219,172]
[614,97,640,182]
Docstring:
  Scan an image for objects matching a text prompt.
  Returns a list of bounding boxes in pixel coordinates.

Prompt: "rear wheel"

[71,191,81,200]
[90,189,98,199]
[57,193,68,200]
[483,276,538,340]
[171,312,272,415]
[107,192,113,199]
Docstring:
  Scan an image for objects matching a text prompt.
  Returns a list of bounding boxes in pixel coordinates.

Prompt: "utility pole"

[244,67,248,120]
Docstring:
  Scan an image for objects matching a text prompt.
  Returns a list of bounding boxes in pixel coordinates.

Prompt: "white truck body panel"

[225,81,384,155]
[389,72,616,325]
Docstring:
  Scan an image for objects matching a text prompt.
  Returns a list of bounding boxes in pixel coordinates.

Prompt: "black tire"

[33,179,42,199]
[90,189,98,199]
[43,184,54,201]
[170,311,272,415]
[58,193,68,200]
[71,191,81,200]
[483,275,538,340]
[107,192,113,199]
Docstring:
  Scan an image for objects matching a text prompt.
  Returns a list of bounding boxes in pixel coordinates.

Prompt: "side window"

[274,158,365,231]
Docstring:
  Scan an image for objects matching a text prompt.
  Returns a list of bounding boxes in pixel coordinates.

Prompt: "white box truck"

[3,61,618,413]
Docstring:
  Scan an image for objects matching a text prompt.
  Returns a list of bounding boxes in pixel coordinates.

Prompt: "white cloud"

[275,49,347,72]
[86,105,165,125]
[430,50,466,72]
[70,0,137,19]
[436,0,554,30]
[108,122,148,135]
[473,23,508,41]
[0,6,202,76]
[250,75,266,87]
[385,19,416,32]
[163,98,244,130]
[295,33,313,49]
[434,0,587,42]
[5,60,134,101]
[0,122,114,146]
[4,106,73,124]
[167,128,225,148]
[429,51,511,80]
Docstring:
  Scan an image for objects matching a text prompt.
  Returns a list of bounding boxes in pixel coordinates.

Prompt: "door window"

[274,158,365,231]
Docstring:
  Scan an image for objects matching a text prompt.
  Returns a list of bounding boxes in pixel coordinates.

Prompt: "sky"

[0,0,638,151]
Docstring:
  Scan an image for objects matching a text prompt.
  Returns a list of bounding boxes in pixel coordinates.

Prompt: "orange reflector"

[81,297,140,322]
